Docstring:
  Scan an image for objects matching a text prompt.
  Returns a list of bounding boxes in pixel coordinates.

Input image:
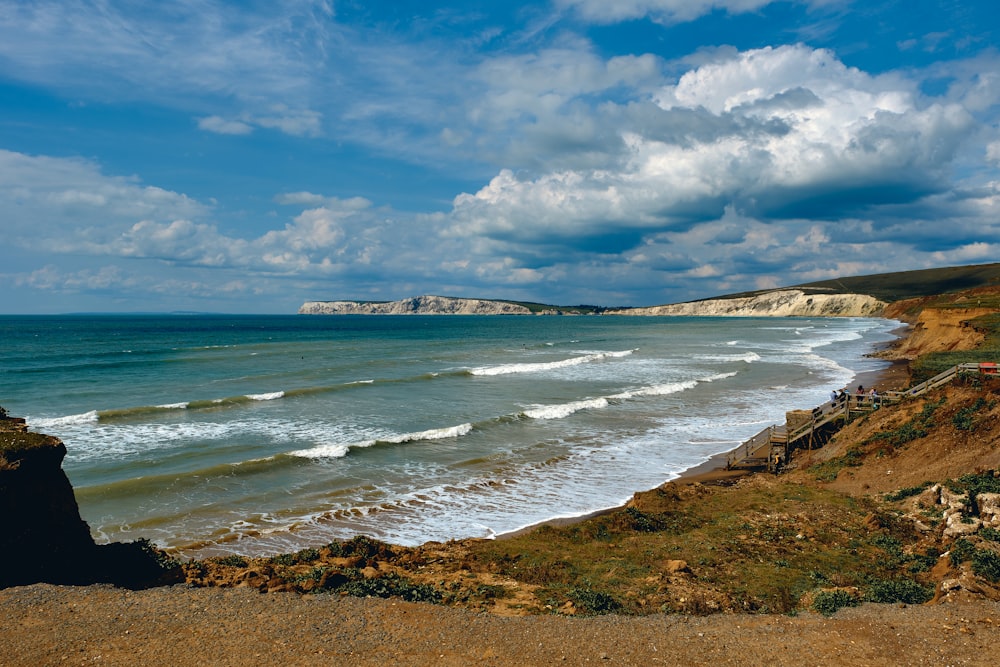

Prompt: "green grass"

[809,445,866,481]
[953,397,997,431]
[338,572,442,603]
[213,555,249,568]
[702,262,1000,304]
[911,313,1000,382]
[470,482,919,615]
[883,482,933,502]
[857,397,945,457]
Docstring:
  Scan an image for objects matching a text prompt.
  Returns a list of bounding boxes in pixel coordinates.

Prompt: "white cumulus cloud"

[557,0,795,25]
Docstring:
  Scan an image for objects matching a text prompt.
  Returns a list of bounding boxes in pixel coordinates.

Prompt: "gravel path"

[2,584,998,665]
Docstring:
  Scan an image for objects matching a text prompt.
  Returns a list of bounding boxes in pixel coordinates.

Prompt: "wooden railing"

[726,426,774,469]
[726,362,997,471]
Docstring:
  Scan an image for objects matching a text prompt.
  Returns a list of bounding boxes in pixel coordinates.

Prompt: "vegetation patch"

[950,538,977,567]
[971,549,1000,583]
[952,398,994,431]
[980,527,1000,543]
[213,555,250,568]
[864,398,943,452]
[809,445,865,481]
[325,535,395,562]
[812,590,860,616]
[623,506,668,532]
[0,430,57,455]
[466,481,920,615]
[884,482,933,502]
[338,572,442,603]
[863,578,933,604]
[945,471,1000,514]
[912,312,1000,382]
[565,587,622,615]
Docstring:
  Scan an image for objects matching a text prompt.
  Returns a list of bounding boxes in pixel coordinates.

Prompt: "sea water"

[0,314,898,557]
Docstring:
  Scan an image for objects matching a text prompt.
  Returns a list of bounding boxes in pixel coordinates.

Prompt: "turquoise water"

[0,314,898,557]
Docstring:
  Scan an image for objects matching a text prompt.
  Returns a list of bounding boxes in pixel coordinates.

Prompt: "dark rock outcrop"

[0,414,181,589]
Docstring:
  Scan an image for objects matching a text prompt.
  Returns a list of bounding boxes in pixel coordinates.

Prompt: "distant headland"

[300,262,1000,318]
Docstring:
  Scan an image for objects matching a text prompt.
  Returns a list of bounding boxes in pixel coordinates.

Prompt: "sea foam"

[470,349,634,376]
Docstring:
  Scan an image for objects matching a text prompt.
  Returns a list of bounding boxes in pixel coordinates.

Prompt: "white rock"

[608,290,885,318]
[976,493,1000,528]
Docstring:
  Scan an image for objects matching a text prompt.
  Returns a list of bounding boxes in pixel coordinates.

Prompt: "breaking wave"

[470,349,635,376]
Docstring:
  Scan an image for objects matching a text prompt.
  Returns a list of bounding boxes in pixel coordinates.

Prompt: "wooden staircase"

[726,362,997,472]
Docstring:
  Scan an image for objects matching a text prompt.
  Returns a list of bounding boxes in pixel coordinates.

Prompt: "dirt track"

[2,583,998,666]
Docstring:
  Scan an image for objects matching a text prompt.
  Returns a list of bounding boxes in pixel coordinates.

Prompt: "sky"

[1,0,998,313]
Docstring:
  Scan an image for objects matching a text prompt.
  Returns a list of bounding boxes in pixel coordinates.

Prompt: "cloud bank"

[0,1,998,312]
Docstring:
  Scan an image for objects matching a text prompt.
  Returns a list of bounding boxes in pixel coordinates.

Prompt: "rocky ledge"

[299,295,531,315]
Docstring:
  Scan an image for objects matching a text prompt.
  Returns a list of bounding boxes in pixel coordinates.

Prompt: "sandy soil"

[2,583,998,666]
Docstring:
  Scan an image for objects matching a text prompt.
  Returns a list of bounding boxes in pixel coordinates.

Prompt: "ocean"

[0,313,898,558]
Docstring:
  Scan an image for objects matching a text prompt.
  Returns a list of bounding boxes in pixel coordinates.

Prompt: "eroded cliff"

[610,290,886,318]
[879,301,995,360]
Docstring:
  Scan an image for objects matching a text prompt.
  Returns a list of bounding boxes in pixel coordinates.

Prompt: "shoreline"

[498,349,911,541]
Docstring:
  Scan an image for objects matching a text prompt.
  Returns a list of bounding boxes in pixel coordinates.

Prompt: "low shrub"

[972,549,1000,583]
[326,535,394,560]
[950,538,976,566]
[624,506,666,532]
[214,554,249,568]
[864,578,933,604]
[812,590,859,616]
[980,527,1000,542]
[296,547,321,562]
[269,553,297,566]
[567,587,622,615]
[884,482,933,502]
[339,572,441,603]
[809,446,865,482]
[952,398,993,431]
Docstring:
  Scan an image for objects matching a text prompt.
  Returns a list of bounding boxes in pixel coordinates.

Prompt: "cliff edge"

[299,295,532,315]
[610,290,886,318]
[0,413,181,589]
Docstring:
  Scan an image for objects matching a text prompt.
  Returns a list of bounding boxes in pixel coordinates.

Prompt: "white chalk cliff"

[299,295,532,315]
[608,290,886,318]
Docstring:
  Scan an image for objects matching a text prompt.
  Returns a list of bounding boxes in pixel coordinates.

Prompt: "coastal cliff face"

[0,421,95,586]
[609,290,886,318]
[0,415,180,589]
[299,295,532,315]
[880,300,995,360]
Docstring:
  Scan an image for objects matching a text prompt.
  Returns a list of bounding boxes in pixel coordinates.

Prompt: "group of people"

[831,383,880,409]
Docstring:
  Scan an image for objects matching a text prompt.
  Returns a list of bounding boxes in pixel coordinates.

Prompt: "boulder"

[976,493,1000,528]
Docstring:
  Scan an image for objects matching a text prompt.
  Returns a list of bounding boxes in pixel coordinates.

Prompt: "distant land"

[299,262,1000,317]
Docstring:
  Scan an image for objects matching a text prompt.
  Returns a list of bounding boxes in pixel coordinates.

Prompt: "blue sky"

[1,0,998,313]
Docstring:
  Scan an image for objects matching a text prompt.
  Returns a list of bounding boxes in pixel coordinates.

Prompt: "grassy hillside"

[697,262,1000,304]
